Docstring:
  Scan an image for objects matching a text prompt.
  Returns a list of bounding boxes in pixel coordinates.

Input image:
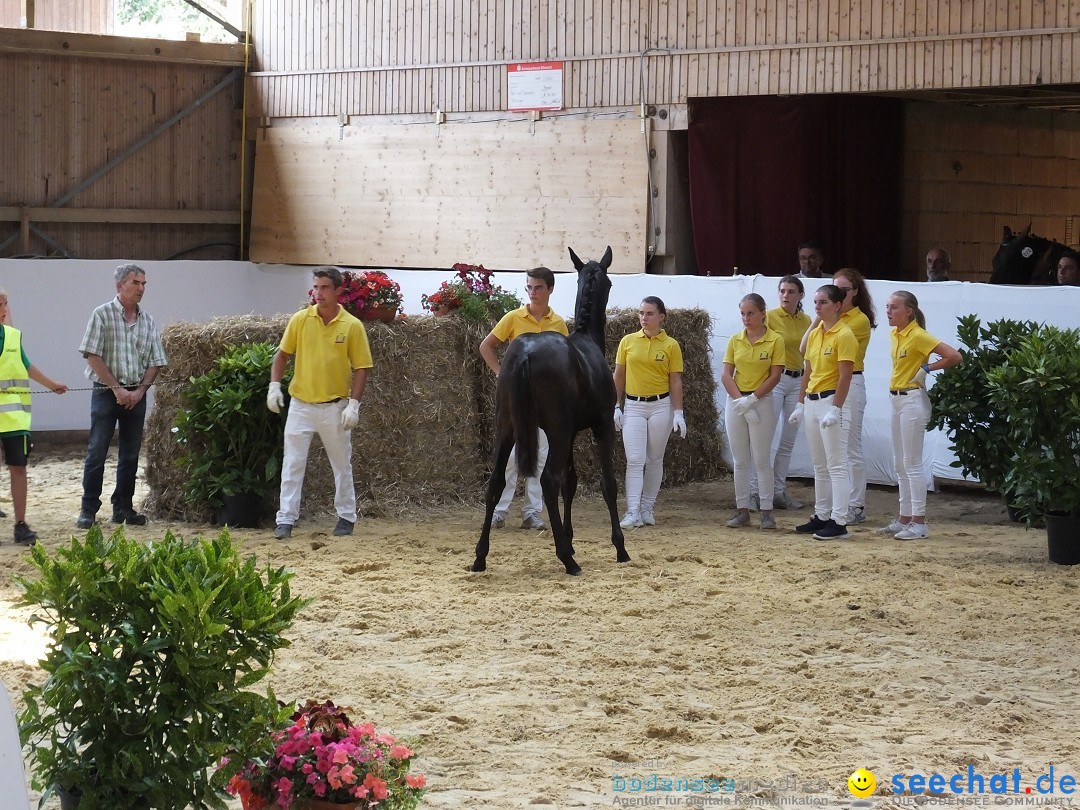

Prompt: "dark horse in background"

[471,246,629,576]
[989,224,1070,284]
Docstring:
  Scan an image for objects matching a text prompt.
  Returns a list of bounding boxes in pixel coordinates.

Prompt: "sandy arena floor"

[1,444,1078,809]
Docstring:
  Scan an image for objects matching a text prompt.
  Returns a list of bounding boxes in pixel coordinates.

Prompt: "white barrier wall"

[4,258,1077,487]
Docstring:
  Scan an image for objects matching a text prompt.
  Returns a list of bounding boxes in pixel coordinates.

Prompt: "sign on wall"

[507,61,563,111]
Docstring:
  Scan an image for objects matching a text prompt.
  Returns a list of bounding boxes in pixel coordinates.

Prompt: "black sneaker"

[14,521,38,546]
[112,508,147,526]
[76,511,96,529]
[813,520,849,540]
[333,517,355,536]
[795,515,829,534]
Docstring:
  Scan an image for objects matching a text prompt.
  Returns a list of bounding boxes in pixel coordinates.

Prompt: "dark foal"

[471,246,629,576]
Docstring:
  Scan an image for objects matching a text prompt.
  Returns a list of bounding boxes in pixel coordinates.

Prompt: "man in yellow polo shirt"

[267,267,373,539]
[479,266,568,530]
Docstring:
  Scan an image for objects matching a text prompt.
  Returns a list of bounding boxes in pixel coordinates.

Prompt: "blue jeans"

[81,387,147,515]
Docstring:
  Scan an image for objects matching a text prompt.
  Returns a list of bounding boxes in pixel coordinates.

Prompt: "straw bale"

[143,308,722,522]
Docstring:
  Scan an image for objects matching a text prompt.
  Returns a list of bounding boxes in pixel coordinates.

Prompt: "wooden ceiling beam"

[0,27,244,66]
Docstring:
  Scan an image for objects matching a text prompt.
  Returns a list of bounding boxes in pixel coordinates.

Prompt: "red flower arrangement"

[420,263,522,324]
[308,270,403,320]
[223,700,426,809]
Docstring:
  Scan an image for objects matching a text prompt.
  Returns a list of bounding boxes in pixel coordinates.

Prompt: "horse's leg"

[562,449,578,557]
[472,432,513,572]
[594,422,630,563]
[541,433,580,576]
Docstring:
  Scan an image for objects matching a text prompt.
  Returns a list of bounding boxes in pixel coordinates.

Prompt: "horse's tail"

[512,355,539,479]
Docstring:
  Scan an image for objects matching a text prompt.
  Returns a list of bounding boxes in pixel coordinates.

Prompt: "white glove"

[820,405,841,428]
[788,403,804,426]
[613,407,624,431]
[672,409,687,438]
[911,364,929,387]
[266,381,284,413]
[744,408,760,425]
[732,393,755,415]
[340,398,360,430]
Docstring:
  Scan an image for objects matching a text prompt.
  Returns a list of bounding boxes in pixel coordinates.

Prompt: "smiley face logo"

[848,768,876,798]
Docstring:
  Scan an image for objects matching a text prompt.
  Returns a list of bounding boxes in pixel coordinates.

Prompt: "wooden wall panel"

[249,118,646,270]
[0,0,111,34]
[903,102,1080,283]
[249,1,1080,118]
[0,50,241,259]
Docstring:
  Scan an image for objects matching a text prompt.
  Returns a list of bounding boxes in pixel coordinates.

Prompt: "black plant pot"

[215,492,265,528]
[1005,500,1024,523]
[1046,511,1080,565]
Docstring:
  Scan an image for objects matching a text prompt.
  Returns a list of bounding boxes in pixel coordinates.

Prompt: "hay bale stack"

[145,314,486,521]
[144,308,721,520]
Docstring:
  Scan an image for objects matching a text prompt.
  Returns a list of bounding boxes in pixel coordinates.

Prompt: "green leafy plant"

[174,342,289,509]
[928,315,1037,495]
[17,526,310,809]
[985,323,1080,523]
[420,263,522,325]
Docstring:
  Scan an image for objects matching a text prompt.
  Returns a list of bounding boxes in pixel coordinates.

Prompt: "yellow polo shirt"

[840,306,873,371]
[890,321,941,391]
[805,320,858,394]
[491,305,568,342]
[766,307,811,372]
[280,305,373,403]
[723,327,786,392]
[616,329,684,397]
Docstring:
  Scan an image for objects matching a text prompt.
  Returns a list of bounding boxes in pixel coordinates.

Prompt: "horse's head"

[990,224,1058,284]
[568,246,613,345]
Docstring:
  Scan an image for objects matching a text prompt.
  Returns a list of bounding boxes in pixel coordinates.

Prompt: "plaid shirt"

[79,297,167,385]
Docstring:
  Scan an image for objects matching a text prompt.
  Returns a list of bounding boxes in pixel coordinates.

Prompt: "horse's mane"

[573,263,604,334]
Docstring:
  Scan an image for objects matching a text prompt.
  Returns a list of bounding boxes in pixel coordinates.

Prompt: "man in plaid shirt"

[77,264,167,529]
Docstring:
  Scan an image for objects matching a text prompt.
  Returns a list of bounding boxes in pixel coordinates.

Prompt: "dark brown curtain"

[687,95,904,279]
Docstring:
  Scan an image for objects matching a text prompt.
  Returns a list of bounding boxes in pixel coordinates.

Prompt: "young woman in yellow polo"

[831,267,877,526]
[478,266,568,531]
[788,284,858,540]
[613,296,685,528]
[881,291,962,540]
[755,275,811,511]
[721,293,786,530]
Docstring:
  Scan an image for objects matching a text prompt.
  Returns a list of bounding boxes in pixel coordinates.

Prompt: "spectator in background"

[1056,251,1079,286]
[926,248,951,282]
[797,242,825,279]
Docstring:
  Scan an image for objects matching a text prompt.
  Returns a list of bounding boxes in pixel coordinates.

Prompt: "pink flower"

[406,773,428,789]
[364,773,389,800]
[389,744,413,760]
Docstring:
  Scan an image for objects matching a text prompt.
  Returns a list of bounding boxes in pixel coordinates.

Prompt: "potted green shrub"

[174,342,290,527]
[928,315,1037,519]
[419,263,523,324]
[985,323,1080,564]
[17,526,309,808]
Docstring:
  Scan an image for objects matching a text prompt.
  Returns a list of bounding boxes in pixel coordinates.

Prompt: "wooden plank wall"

[903,101,1080,283]
[0,0,112,34]
[249,119,646,270]
[248,0,1080,118]
[0,50,242,259]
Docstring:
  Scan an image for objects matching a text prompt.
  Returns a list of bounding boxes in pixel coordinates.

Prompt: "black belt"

[806,390,836,401]
[316,397,343,404]
[852,370,864,375]
[739,390,755,396]
[783,369,803,378]
[625,392,670,402]
[890,389,915,396]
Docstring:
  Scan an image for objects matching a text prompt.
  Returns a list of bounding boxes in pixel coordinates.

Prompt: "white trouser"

[622,399,673,513]
[495,428,549,517]
[726,394,777,510]
[847,374,867,509]
[276,398,356,525]
[803,394,851,524]
[891,388,931,517]
[770,372,803,494]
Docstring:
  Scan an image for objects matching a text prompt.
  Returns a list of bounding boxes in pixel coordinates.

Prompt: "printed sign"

[507,61,563,112]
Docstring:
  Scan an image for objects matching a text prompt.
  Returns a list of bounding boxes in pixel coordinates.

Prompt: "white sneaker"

[491,512,507,529]
[726,509,751,528]
[877,519,906,535]
[620,511,644,528]
[894,523,930,540]
[846,507,866,525]
[640,510,656,526]
[521,513,546,530]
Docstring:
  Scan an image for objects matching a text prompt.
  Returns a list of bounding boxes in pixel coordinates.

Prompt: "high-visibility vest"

[0,327,31,433]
